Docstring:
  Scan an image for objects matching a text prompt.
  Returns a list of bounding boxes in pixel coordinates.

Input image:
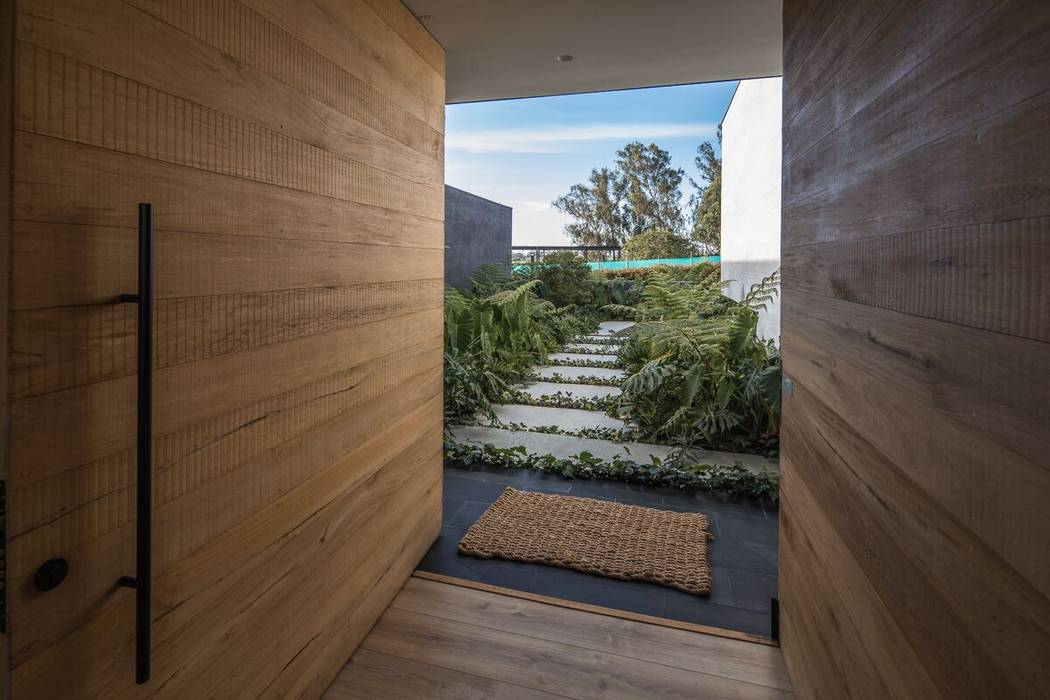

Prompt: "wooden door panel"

[3,0,445,696]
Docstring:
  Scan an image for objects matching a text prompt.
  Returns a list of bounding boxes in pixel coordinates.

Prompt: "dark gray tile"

[448,500,493,528]
[527,566,666,617]
[711,510,778,542]
[710,537,778,575]
[443,475,509,502]
[726,570,778,613]
[436,464,778,638]
[472,559,540,590]
[665,601,771,637]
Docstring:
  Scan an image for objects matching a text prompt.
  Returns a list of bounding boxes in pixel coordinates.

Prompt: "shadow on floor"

[418,461,779,637]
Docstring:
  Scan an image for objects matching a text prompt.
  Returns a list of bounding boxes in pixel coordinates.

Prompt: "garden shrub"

[608,267,781,456]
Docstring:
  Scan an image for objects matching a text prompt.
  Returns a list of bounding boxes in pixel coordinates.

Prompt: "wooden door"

[779,0,1050,697]
[1,0,445,697]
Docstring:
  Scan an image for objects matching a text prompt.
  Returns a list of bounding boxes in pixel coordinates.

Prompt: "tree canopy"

[620,229,698,260]
[554,139,722,255]
[688,132,722,254]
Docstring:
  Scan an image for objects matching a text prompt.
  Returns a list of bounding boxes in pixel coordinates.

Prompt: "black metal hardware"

[0,481,6,633]
[117,203,153,685]
[771,597,780,642]
[34,558,69,592]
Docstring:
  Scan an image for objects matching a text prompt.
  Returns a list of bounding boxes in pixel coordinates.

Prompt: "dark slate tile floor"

[418,462,779,637]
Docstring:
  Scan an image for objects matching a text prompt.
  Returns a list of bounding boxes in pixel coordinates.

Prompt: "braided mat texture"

[458,487,713,596]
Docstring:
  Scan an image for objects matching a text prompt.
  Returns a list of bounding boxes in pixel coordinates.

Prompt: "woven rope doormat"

[458,487,713,596]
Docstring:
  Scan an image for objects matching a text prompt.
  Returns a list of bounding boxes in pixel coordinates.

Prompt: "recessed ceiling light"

[555,54,574,62]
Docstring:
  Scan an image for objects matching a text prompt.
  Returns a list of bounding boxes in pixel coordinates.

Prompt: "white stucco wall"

[720,77,782,344]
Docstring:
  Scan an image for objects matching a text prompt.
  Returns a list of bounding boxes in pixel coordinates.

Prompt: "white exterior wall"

[720,77,782,344]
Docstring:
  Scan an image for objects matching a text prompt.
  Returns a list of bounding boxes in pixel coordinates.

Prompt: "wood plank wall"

[779,0,1050,697]
[1,0,445,697]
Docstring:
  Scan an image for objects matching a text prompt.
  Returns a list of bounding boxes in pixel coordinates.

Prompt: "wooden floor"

[325,574,794,699]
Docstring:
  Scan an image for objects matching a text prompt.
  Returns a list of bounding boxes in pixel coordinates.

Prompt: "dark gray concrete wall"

[444,185,512,289]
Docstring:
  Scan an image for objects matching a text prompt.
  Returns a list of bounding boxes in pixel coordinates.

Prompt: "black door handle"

[117,203,153,685]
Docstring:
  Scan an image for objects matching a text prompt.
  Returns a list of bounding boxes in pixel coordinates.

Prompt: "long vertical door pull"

[118,203,153,685]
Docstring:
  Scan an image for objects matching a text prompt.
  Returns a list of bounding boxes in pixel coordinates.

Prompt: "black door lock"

[34,558,69,591]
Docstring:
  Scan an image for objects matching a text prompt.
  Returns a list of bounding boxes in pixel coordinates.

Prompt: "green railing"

[585,255,719,270]
[513,255,719,273]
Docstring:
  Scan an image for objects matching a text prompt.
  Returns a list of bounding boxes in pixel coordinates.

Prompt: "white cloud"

[447,123,717,154]
[512,200,550,213]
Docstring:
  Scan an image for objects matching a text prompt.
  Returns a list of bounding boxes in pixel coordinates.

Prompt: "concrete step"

[489,404,625,431]
[448,424,779,474]
[548,352,620,365]
[577,335,625,344]
[533,365,626,382]
[515,381,621,400]
[562,343,622,354]
[594,321,635,336]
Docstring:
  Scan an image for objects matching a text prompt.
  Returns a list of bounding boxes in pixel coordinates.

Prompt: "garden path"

[448,321,778,473]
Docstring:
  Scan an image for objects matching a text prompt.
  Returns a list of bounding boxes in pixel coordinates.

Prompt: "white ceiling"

[402,0,783,104]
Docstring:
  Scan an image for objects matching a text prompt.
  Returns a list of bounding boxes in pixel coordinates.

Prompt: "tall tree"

[615,142,686,235]
[553,142,688,248]
[689,130,722,254]
[552,166,628,247]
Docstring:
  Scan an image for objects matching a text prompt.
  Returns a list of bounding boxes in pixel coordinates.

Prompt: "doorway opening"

[429,79,782,638]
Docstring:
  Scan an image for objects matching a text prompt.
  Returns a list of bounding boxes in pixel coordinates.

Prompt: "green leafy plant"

[548,357,622,369]
[621,228,698,259]
[527,371,622,387]
[501,389,616,412]
[609,268,781,455]
[445,439,779,503]
[444,268,593,424]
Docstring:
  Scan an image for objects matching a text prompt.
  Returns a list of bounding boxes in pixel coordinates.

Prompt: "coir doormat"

[458,487,712,596]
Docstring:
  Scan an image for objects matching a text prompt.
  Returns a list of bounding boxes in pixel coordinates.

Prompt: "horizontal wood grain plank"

[358,0,445,78]
[782,381,1050,699]
[780,0,842,87]
[13,218,441,307]
[17,0,442,161]
[781,0,892,123]
[784,88,1050,245]
[783,0,1028,162]
[393,576,792,690]
[12,278,443,398]
[363,607,793,700]
[778,470,942,699]
[13,42,442,219]
[9,389,441,666]
[327,648,565,700]
[781,216,1050,342]
[411,570,777,646]
[10,308,441,484]
[237,0,444,133]
[782,291,1050,594]
[13,133,443,258]
[9,344,440,541]
[11,401,442,692]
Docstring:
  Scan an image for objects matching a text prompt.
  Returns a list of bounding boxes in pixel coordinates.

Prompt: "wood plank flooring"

[325,576,794,699]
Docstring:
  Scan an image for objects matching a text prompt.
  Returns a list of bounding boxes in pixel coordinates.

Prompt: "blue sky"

[445,81,739,246]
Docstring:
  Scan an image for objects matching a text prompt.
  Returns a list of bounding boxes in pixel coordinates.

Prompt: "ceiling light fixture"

[555,54,574,62]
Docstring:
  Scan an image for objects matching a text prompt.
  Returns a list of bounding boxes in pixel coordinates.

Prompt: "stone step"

[515,381,621,400]
[548,352,620,365]
[448,424,779,474]
[533,365,626,382]
[593,320,636,336]
[562,343,622,354]
[575,333,625,343]
[489,404,625,431]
